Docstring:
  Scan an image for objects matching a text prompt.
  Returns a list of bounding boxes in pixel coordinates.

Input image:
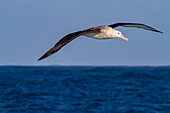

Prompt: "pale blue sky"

[0,0,169,66]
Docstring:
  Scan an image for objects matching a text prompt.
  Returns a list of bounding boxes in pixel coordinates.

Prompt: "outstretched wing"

[38,28,100,61]
[109,23,163,33]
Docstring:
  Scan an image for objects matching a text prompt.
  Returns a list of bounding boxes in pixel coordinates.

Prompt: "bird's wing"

[109,23,163,33]
[38,28,100,61]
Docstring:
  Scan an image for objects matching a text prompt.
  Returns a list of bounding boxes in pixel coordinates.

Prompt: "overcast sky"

[0,0,169,66]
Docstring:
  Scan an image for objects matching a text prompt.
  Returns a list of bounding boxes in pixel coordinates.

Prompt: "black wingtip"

[153,29,163,34]
[38,58,42,61]
[38,56,45,61]
[37,53,49,61]
[158,30,163,34]
[38,47,56,61]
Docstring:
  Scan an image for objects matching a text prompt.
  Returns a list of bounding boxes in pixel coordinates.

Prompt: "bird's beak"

[120,34,128,41]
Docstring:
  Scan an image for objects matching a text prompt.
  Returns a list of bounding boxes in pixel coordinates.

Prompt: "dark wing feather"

[109,23,163,33]
[38,29,100,61]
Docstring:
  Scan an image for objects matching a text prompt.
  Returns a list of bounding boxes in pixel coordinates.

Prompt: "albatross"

[38,22,162,61]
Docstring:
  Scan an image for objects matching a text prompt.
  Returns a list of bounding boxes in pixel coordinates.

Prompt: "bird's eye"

[118,33,120,34]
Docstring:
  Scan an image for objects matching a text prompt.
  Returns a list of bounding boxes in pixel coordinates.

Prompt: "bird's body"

[83,26,115,39]
[38,22,162,61]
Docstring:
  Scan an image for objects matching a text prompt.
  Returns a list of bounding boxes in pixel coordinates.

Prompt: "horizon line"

[0,64,170,67]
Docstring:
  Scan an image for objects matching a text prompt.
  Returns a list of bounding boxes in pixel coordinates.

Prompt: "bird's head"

[112,29,128,41]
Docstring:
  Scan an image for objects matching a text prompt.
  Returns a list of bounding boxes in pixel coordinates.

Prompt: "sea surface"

[0,66,170,113]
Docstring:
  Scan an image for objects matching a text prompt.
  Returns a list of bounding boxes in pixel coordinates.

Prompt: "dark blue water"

[0,66,170,113]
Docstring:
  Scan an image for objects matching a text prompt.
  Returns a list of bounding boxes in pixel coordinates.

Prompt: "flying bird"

[38,22,162,61]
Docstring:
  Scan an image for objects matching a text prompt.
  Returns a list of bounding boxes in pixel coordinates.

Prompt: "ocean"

[0,66,169,113]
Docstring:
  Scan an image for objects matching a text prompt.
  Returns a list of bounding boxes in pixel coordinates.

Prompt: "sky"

[0,0,170,66]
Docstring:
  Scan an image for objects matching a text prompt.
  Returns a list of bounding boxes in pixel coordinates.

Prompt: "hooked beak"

[120,34,128,41]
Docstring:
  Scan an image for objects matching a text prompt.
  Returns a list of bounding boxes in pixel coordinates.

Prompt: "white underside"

[83,32,112,39]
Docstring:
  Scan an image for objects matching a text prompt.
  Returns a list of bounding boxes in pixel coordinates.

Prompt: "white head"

[112,29,128,41]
